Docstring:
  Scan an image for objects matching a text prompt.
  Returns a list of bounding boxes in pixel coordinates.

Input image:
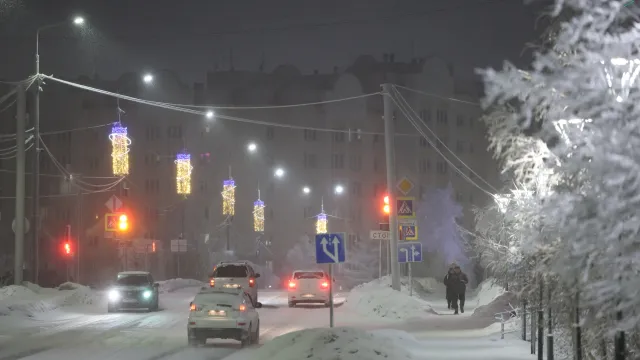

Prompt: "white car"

[209,261,260,303]
[187,287,262,347]
[287,270,332,307]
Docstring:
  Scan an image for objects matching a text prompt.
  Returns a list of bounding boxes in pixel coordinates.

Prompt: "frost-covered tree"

[479,0,640,355]
[283,234,316,273]
[340,238,378,288]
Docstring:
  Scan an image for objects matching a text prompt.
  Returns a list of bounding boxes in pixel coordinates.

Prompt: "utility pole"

[33,57,41,285]
[76,184,83,283]
[14,83,27,285]
[381,83,400,291]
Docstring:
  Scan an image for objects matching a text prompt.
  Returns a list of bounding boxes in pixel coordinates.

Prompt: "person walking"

[443,263,456,309]
[448,265,469,315]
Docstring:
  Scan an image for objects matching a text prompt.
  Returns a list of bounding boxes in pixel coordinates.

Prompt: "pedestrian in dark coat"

[443,264,456,309]
[446,265,469,314]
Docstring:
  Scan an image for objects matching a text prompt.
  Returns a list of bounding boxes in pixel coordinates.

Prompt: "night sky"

[0,0,548,83]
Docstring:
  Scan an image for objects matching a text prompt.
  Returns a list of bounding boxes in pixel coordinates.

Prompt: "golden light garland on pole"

[109,125,131,176]
[175,152,192,195]
[253,192,265,233]
[316,212,328,234]
[222,179,235,216]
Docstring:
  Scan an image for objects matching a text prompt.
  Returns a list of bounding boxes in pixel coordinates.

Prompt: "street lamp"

[247,142,257,153]
[32,15,86,285]
[142,73,154,84]
[274,168,285,178]
[302,186,311,194]
[334,184,344,195]
[205,110,214,120]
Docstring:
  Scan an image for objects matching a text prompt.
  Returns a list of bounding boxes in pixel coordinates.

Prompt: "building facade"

[0,54,499,285]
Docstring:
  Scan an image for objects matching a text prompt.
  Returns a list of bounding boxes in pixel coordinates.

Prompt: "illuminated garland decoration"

[222,179,236,216]
[109,125,131,176]
[253,199,265,232]
[316,212,328,234]
[175,153,193,194]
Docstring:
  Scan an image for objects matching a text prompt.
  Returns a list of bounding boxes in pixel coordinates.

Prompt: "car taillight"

[209,279,215,287]
[190,304,201,312]
[249,278,255,287]
[238,304,246,312]
[288,281,296,289]
[321,281,329,289]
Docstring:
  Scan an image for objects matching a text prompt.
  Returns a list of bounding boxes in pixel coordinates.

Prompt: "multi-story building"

[0,54,499,285]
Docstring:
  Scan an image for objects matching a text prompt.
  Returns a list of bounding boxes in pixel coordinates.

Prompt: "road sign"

[398,219,418,241]
[105,213,119,231]
[398,242,422,263]
[396,177,414,196]
[397,197,416,218]
[12,218,30,234]
[370,230,390,241]
[171,239,188,252]
[315,233,346,264]
[105,195,123,212]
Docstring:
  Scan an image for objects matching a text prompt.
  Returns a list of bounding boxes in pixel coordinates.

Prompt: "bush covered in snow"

[157,278,204,293]
[224,327,412,360]
[343,276,435,321]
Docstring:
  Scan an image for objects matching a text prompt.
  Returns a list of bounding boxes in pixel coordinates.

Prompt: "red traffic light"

[118,214,129,231]
[63,242,72,256]
[383,195,390,214]
[152,241,156,253]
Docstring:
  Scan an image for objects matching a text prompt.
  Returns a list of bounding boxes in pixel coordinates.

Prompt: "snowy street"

[0,279,535,360]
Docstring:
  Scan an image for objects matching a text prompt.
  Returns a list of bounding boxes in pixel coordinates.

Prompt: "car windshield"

[116,274,149,285]
[293,271,325,280]
[194,293,239,307]
[212,265,248,278]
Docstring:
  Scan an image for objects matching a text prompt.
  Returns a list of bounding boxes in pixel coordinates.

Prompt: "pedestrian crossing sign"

[396,197,416,218]
[398,224,418,241]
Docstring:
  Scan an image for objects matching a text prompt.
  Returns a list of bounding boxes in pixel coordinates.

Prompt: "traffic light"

[63,241,72,256]
[118,214,128,231]
[152,241,156,253]
[383,195,390,214]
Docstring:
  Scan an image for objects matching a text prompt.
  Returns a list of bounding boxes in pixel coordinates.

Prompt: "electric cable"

[391,85,499,193]
[167,93,380,110]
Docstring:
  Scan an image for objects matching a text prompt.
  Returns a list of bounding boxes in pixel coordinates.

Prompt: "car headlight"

[143,290,152,299]
[108,290,120,302]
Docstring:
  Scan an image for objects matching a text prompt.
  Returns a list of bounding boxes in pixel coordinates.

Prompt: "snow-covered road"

[0,288,347,360]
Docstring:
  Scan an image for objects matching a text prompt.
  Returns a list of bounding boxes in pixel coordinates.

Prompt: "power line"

[173,93,380,110]
[393,84,481,107]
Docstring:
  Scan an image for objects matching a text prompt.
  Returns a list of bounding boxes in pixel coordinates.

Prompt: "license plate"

[302,294,315,298]
[223,284,239,288]
[208,310,226,316]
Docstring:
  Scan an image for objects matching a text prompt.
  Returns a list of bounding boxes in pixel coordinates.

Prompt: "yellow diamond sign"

[396,177,414,196]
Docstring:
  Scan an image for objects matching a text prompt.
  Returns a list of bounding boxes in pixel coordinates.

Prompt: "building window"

[420,109,431,122]
[469,194,474,203]
[266,127,275,140]
[199,180,208,192]
[373,158,384,172]
[418,159,429,173]
[349,128,362,142]
[332,131,345,143]
[436,161,448,174]
[303,153,317,169]
[303,129,317,141]
[331,153,344,169]
[436,109,448,124]
[167,125,182,139]
[373,134,382,143]
[349,154,362,171]
[204,206,209,220]
[456,141,465,153]
[303,206,313,218]
[145,179,160,194]
[350,181,361,196]
[469,118,475,128]
[456,115,465,127]
[419,137,429,148]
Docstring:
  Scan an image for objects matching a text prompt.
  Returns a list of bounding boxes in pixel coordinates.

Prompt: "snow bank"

[157,278,205,293]
[0,282,97,317]
[470,278,518,320]
[343,276,436,320]
[412,277,441,294]
[224,327,412,360]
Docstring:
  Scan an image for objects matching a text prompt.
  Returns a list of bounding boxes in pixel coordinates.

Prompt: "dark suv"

[107,271,160,312]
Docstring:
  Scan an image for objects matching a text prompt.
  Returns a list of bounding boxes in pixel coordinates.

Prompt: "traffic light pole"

[382,83,401,291]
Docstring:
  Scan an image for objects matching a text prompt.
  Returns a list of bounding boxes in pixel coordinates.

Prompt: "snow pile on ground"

[157,278,205,293]
[224,327,412,360]
[471,279,517,320]
[343,276,436,320]
[0,282,97,317]
[412,277,441,294]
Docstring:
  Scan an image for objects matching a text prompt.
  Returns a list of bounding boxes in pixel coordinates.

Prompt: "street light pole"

[14,83,27,285]
[382,83,400,291]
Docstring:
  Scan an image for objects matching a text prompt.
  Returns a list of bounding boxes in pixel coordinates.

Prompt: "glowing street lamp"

[205,110,214,120]
[274,168,285,178]
[247,142,257,153]
[334,185,344,195]
[302,186,311,194]
[142,73,154,84]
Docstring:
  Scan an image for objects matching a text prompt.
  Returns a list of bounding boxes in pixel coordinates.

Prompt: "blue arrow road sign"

[398,242,422,263]
[315,233,346,264]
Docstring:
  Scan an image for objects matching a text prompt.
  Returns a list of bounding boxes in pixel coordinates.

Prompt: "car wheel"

[324,301,330,308]
[151,298,159,312]
[288,302,295,308]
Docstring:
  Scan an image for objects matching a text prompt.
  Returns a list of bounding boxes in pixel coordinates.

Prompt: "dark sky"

[0,0,548,84]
